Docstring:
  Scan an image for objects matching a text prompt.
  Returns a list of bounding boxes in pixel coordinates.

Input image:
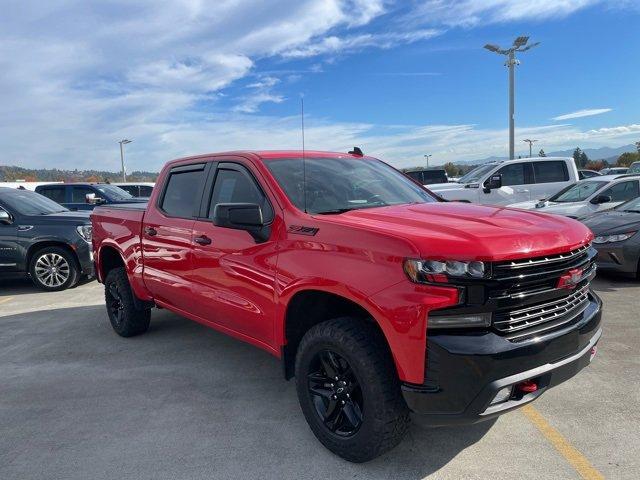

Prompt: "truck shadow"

[0,304,493,480]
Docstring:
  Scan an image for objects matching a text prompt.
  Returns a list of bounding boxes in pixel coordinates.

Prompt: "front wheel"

[295,317,410,463]
[104,267,150,337]
[29,246,80,291]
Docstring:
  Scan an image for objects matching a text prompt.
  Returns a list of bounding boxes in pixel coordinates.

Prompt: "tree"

[635,141,640,154]
[538,149,546,157]
[573,148,583,168]
[443,162,459,177]
[579,151,589,168]
[617,151,640,167]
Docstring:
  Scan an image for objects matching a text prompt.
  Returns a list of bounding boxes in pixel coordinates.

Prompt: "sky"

[1,0,639,172]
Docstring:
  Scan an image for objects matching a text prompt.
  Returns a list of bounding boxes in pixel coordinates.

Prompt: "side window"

[71,186,96,203]
[39,186,66,204]
[534,161,569,183]
[160,167,206,218]
[496,163,526,186]
[140,186,153,197]
[601,181,640,202]
[208,167,274,223]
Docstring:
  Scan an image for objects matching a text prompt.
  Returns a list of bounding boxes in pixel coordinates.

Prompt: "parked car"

[578,169,601,180]
[92,150,601,462]
[404,168,448,185]
[427,157,578,205]
[582,196,640,278]
[35,183,147,210]
[0,187,93,290]
[600,167,628,175]
[628,161,640,174]
[112,182,155,198]
[508,174,640,219]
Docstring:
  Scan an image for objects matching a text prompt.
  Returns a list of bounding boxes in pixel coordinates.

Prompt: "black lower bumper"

[402,291,602,426]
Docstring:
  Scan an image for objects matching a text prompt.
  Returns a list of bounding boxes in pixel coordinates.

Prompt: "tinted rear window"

[160,169,205,217]
[534,161,569,183]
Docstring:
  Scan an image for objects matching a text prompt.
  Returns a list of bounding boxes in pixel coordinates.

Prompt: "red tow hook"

[516,380,538,393]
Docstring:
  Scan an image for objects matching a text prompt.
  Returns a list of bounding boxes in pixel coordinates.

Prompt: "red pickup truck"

[91,150,602,462]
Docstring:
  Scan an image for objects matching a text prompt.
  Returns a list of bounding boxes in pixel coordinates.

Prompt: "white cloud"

[552,108,612,121]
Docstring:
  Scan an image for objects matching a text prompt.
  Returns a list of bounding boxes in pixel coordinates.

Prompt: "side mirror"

[0,209,12,224]
[483,174,502,193]
[590,195,612,205]
[85,193,105,205]
[213,203,270,243]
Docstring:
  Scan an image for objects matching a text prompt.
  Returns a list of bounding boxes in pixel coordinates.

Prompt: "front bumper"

[402,291,602,426]
[593,242,639,277]
[74,240,95,276]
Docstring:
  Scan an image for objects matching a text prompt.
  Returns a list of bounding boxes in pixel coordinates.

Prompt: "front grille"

[493,285,590,340]
[489,244,596,341]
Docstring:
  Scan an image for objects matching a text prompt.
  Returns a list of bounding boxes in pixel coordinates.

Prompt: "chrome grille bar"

[494,244,590,271]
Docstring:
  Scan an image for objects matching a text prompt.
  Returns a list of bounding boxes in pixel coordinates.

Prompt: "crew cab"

[35,183,147,210]
[91,150,602,462]
[0,187,93,290]
[427,157,578,205]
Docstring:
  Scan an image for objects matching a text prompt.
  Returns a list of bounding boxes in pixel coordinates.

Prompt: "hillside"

[0,165,158,182]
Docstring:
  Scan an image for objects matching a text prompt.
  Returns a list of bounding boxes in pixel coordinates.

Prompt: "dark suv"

[0,187,94,291]
[35,183,147,211]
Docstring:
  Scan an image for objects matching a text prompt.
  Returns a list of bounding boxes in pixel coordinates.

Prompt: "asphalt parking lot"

[1,275,638,480]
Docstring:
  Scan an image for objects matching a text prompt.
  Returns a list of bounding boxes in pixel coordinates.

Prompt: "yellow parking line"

[0,297,13,305]
[522,404,604,480]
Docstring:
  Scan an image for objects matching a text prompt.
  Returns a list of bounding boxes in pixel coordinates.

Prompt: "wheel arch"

[26,240,80,271]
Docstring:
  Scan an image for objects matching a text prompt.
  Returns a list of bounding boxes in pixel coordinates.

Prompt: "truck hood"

[425,183,467,192]
[581,210,640,235]
[508,200,587,217]
[326,202,592,261]
[26,210,91,224]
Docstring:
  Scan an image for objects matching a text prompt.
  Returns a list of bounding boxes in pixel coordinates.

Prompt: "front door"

[482,162,533,205]
[189,161,280,347]
[0,205,19,272]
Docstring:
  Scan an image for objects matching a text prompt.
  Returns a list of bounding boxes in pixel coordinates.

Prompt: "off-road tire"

[104,267,150,337]
[295,317,410,463]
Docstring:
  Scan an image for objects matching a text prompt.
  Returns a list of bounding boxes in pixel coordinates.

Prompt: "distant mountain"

[456,144,636,165]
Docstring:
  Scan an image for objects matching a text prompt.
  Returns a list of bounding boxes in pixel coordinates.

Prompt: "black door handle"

[194,235,212,245]
[144,226,157,236]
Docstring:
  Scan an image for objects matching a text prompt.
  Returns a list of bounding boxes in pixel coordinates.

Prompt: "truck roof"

[166,150,373,166]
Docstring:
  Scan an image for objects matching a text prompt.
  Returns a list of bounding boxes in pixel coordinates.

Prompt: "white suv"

[427,157,578,205]
[508,174,640,218]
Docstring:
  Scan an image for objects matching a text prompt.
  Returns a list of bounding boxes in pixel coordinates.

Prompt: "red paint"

[516,380,538,393]
[92,151,594,384]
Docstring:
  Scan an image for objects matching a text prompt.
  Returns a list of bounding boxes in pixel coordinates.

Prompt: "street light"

[523,139,538,158]
[118,139,132,182]
[484,36,540,160]
[424,154,432,168]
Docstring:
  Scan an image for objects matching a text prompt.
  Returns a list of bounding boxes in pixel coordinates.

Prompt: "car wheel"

[104,267,150,337]
[29,246,80,291]
[295,317,410,463]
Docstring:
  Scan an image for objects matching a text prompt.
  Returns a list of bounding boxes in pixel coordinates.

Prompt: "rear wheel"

[104,267,150,337]
[295,317,410,463]
[29,246,79,291]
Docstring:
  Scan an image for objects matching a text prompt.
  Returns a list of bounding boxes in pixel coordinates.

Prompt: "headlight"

[592,231,636,244]
[404,258,486,283]
[76,225,92,242]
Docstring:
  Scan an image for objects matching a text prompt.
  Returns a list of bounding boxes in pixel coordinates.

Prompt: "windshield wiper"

[622,209,640,213]
[314,208,356,215]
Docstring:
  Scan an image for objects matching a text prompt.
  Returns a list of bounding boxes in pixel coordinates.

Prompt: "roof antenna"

[301,94,308,213]
[349,146,363,156]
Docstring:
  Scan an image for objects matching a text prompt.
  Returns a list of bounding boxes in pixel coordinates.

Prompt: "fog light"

[490,386,513,405]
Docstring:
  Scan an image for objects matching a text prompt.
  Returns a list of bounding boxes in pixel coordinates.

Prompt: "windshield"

[95,185,133,200]
[265,157,437,214]
[0,189,69,215]
[549,181,607,203]
[617,196,640,213]
[457,164,496,184]
[629,163,640,174]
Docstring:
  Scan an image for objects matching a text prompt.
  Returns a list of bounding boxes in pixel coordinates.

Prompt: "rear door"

[532,161,570,200]
[36,185,68,208]
[0,204,19,272]
[189,159,280,346]
[141,162,209,311]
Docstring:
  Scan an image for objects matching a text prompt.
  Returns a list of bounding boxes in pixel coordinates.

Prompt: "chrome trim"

[494,244,590,270]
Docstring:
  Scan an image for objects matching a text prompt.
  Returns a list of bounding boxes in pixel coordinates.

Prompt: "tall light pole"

[424,154,432,168]
[523,139,538,157]
[118,139,132,182]
[484,36,540,160]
